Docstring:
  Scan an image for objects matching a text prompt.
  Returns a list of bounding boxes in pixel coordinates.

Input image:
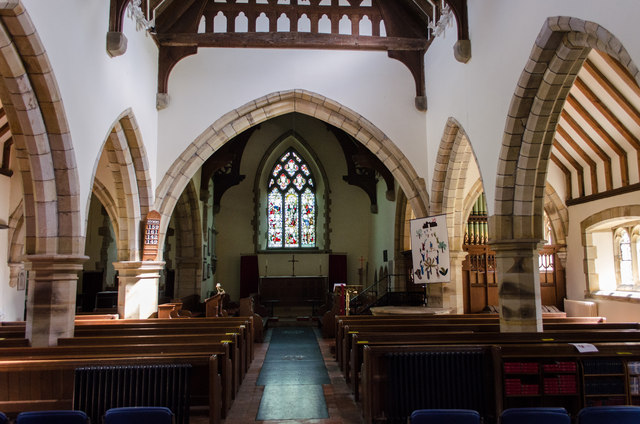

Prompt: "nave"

[216,326,362,424]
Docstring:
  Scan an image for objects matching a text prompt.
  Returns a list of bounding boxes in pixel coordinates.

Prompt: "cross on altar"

[289,254,299,276]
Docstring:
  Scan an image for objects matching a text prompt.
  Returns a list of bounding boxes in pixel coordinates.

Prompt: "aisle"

[257,327,329,420]
[220,327,363,423]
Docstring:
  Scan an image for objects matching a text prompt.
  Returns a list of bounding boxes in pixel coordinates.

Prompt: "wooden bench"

[360,342,640,424]
[0,341,234,419]
[334,315,607,365]
[0,353,222,424]
[348,328,640,401]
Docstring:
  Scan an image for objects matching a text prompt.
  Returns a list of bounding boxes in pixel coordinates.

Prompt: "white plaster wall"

[566,191,640,321]
[22,1,159,235]
[425,0,640,216]
[369,179,397,285]
[157,48,427,184]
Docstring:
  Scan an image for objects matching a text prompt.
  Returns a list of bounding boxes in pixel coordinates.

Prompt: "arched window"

[617,228,633,287]
[267,149,316,248]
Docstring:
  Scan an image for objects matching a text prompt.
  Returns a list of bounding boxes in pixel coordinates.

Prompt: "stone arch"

[430,118,483,251]
[89,110,153,261]
[543,184,568,246]
[170,180,203,299]
[494,17,640,242]
[7,200,25,288]
[154,89,429,250]
[430,118,484,312]
[0,2,83,255]
[492,17,639,331]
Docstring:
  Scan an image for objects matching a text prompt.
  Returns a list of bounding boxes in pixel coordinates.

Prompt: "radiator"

[384,350,492,424]
[73,364,191,424]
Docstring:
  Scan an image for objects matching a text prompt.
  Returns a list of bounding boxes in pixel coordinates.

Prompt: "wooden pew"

[360,342,640,424]
[348,329,640,401]
[0,341,234,418]
[0,353,222,424]
[72,323,251,377]
[57,333,242,398]
[334,315,606,366]
[340,321,638,383]
[75,317,256,362]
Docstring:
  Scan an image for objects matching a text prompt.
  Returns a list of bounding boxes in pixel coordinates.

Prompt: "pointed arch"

[543,184,568,246]
[154,89,429,251]
[494,17,640,242]
[0,2,83,255]
[170,180,203,299]
[89,110,153,261]
[431,118,484,251]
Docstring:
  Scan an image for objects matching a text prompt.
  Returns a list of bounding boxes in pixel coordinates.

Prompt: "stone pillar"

[8,261,23,288]
[175,259,200,299]
[443,251,467,313]
[492,240,543,332]
[113,261,165,319]
[24,254,88,347]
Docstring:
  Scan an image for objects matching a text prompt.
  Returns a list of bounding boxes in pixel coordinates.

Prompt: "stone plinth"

[492,240,544,332]
[113,261,165,319]
[24,254,88,347]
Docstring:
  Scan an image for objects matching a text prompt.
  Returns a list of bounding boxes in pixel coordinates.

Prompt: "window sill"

[590,290,640,304]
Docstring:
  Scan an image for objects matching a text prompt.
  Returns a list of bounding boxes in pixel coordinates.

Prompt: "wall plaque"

[142,210,161,261]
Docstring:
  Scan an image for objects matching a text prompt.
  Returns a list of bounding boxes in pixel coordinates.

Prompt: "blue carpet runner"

[256,327,330,420]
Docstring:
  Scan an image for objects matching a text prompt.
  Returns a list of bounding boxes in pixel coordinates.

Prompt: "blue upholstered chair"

[104,407,173,424]
[500,407,570,424]
[410,409,481,424]
[578,406,640,424]
[16,410,88,424]
[0,411,7,424]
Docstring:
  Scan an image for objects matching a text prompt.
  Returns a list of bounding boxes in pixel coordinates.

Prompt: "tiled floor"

[194,326,363,424]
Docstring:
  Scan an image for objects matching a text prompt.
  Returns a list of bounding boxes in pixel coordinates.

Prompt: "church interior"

[1,0,640,423]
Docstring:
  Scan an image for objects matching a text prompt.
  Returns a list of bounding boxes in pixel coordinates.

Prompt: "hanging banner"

[410,214,450,284]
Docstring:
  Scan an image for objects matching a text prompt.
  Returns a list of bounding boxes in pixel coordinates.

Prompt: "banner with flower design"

[410,214,450,284]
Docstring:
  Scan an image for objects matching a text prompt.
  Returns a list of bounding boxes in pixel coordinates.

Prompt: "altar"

[259,276,327,306]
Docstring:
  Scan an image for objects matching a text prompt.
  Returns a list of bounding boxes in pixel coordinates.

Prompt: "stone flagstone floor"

[192,326,363,424]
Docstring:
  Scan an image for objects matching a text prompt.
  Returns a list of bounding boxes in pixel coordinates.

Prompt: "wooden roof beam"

[560,111,613,191]
[552,140,585,197]
[550,153,573,200]
[583,59,640,130]
[555,125,598,195]
[566,93,630,186]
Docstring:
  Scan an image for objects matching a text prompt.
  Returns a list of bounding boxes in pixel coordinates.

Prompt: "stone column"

[8,262,23,288]
[175,259,201,299]
[113,261,165,319]
[492,240,543,332]
[24,254,88,347]
[443,251,467,313]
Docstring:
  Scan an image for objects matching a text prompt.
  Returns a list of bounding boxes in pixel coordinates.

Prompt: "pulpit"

[204,294,223,317]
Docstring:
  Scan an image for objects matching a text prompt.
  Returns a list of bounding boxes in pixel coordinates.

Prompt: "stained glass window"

[267,149,316,248]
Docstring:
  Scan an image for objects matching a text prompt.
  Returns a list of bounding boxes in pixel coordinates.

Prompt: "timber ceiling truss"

[551,50,640,205]
[108,0,470,111]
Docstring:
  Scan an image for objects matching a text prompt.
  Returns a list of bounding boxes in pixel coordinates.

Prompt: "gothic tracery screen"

[268,149,316,249]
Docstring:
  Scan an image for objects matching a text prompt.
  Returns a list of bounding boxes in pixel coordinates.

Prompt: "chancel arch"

[154,90,429,254]
[494,17,640,332]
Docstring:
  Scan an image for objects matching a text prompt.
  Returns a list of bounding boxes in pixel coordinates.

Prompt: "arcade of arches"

[0,1,639,346]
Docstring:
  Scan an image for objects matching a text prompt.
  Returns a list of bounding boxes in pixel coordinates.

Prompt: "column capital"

[24,254,89,271]
[489,239,545,253]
